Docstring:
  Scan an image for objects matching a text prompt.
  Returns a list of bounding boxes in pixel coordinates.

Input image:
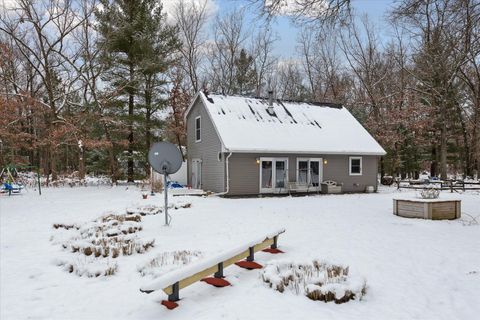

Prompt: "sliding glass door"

[260,157,288,193]
[296,158,323,190]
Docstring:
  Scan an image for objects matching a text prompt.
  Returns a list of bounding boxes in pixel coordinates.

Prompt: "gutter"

[212,152,232,196]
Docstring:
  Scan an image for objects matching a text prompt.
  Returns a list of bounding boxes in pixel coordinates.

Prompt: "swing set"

[0,164,42,195]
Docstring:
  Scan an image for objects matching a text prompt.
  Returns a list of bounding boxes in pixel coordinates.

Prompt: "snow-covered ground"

[1,187,479,320]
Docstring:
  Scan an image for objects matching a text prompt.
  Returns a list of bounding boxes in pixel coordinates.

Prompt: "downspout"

[212,152,232,196]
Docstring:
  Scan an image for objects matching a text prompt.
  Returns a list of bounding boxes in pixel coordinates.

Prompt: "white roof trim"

[185,91,229,153]
[223,149,385,156]
[183,91,202,122]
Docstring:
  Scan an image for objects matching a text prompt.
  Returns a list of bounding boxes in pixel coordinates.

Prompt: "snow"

[140,228,284,292]
[1,186,479,319]
[393,197,462,202]
[194,92,386,155]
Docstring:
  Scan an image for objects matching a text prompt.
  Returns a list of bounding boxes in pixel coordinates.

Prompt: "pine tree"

[96,0,179,181]
[234,49,257,95]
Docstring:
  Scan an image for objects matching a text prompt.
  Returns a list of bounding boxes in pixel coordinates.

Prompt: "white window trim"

[195,116,201,142]
[349,156,363,176]
[296,158,323,189]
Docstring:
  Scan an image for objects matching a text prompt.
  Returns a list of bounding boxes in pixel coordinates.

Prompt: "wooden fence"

[396,179,480,192]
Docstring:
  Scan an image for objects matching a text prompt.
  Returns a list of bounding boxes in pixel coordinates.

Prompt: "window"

[195,116,201,142]
[349,156,362,175]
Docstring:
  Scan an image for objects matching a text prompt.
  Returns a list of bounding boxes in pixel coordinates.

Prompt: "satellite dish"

[148,142,183,174]
[147,142,183,227]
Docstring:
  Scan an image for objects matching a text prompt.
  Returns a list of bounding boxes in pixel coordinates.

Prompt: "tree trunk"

[474,96,480,177]
[439,101,448,180]
[430,145,437,177]
[145,84,152,153]
[127,64,135,182]
[78,147,85,180]
[102,123,118,184]
[145,87,152,175]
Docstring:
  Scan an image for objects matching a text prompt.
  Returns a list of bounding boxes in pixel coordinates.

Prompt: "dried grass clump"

[67,220,154,259]
[56,258,118,277]
[53,211,155,276]
[138,250,203,278]
[126,205,162,216]
[101,213,141,223]
[126,202,192,216]
[53,223,79,230]
[175,203,192,209]
[262,260,367,304]
[152,179,163,193]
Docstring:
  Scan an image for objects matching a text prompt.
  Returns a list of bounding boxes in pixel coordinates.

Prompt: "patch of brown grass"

[262,260,367,304]
[138,250,203,277]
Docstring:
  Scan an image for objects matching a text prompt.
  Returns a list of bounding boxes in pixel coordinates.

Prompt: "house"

[185,91,386,196]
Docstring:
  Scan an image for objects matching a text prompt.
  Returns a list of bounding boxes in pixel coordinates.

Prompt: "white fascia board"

[225,149,386,156]
[183,91,202,122]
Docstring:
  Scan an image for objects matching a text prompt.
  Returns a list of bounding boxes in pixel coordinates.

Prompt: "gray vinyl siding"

[186,98,225,192]
[227,153,379,195]
[186,97,380,195]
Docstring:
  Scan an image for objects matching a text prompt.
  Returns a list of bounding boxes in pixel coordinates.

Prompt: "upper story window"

[195,116,201,142]
[349,156,362,175]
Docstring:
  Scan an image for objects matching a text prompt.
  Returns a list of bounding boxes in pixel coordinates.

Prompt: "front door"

[191,159,202,189]
[260,157,288,193]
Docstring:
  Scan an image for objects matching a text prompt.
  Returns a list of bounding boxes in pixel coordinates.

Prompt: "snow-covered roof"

[189,92,386,155]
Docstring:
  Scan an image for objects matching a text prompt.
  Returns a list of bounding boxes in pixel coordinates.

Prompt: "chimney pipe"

[267,90,274,115]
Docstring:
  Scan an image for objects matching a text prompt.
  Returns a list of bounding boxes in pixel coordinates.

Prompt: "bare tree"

[248,0,352,27]
[0,0,90,180]
[206,8,248,94]
[250,27,278,96]
[273,59,306,100]
[392,0,472,179]
[173,0,209,93]
[339,15,389,120]
[454,0,480,177]
[297,26,346,102]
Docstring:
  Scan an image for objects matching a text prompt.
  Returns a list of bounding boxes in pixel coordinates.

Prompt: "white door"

[260,157,288,193]
[191,159,202,189]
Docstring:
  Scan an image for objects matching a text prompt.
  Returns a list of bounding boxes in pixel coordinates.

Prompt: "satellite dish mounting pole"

[163,170,169,226]
[148,142,182,227]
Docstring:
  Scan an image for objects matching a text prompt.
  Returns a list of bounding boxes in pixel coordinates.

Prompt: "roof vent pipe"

[267,90,274,115]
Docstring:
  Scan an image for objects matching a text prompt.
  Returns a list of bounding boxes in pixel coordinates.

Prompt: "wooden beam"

[162,236,276,295]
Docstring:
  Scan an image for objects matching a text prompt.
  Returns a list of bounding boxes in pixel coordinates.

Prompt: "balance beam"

[140,229,285,303]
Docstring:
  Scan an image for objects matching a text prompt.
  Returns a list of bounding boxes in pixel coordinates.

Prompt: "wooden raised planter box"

[393,198,461,220]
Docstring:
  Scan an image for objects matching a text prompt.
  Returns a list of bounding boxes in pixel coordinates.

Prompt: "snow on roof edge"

[191,92,387,156]
[223,148,386,156]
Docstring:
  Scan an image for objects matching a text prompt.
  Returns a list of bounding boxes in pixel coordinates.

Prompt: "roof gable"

[192,92,386,155]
